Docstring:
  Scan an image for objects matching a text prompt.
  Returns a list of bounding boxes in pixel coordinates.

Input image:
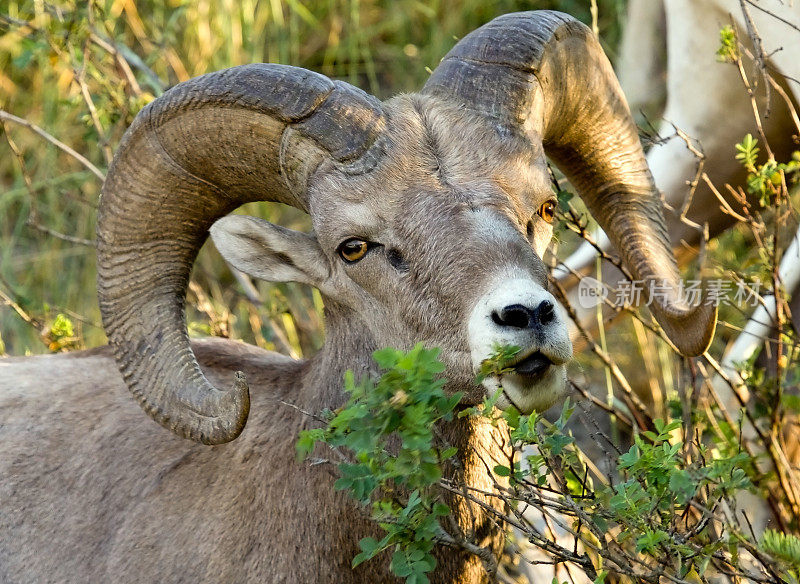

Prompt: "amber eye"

[538,200,557,224]
[338,238,370,263]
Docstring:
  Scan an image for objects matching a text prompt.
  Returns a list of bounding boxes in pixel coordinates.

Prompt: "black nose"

[492,300,555,329]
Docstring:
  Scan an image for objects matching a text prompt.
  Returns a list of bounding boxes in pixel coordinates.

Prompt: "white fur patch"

[468,277,572,413]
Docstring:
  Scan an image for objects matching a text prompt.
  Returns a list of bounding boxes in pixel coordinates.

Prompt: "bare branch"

[0,110,105,180]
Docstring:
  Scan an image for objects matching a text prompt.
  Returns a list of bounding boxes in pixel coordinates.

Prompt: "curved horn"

[422,11,716,356]
[98,64,385,444]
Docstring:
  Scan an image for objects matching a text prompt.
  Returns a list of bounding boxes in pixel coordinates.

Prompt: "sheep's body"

[561,0,800,278]
[0,90,527,584]
[0,338,505,583]
[0,11,713,583]
[557,0,799,358]
[627,0,800,247]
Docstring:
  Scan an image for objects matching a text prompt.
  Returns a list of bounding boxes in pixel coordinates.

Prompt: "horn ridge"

[422,10,716,356]
[98,64,385,444]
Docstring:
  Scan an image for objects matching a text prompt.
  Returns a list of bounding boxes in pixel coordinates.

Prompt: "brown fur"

[0,10,699,580]
[0,96,541,583]
[0,337,510,583]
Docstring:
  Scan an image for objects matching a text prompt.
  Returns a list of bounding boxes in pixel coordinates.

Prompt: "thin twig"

[2,120,97,246]
[0,110,105,180]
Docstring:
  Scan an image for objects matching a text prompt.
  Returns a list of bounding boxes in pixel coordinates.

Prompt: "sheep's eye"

[538,200,557,224]
[338,239,370,263]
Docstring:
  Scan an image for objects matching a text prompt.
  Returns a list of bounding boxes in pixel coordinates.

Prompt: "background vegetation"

[3,1,800,583]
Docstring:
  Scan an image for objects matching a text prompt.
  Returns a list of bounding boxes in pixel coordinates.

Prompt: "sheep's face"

[211,96,572,413]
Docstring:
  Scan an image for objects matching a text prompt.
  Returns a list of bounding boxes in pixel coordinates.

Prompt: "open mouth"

[510,351,553,380]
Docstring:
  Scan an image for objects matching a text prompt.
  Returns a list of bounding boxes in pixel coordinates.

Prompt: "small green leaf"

[352,537,382,567]
[433,503,450,517]
[716,25,739,62]
[761,529,800,568]
[295,429,322,460]
[440,447,458,459]
[556,189,574,211]
[668,469,696,504]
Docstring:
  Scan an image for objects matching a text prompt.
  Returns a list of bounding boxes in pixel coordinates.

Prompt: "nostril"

[537,300,555,326]
[492,304,533,329]
[492,301,555,329]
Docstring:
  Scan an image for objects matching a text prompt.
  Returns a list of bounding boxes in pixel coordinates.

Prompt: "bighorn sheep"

[0,11,715,583]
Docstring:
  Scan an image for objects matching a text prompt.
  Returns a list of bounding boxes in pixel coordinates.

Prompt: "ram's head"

[97,11,716,445]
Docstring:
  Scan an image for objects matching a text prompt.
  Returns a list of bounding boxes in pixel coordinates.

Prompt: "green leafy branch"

[297,344,462,584]
[297,342,797,583]
[735,135,800,206]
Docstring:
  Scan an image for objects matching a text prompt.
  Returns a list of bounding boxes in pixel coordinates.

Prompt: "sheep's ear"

[210,215,330,287]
